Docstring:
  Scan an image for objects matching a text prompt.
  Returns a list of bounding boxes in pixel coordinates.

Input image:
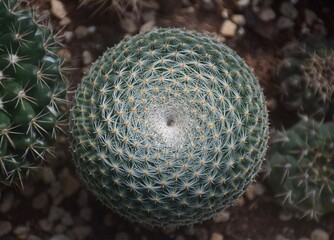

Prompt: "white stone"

[220,20,237,37]
[310,229,329,240]
[211,232,224,240]
[51,0,67,19]
[231,14,246,26]
[259,8,276,21]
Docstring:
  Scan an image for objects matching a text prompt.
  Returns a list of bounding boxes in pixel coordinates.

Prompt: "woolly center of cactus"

[305,52,334,100]
[147,99,195,147]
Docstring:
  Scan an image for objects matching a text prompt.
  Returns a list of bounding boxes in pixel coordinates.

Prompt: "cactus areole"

[70,28,269,226]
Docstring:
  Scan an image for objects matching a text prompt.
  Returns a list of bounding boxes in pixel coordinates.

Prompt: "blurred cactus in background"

[268,118,334,220]
[0,0,68,188]
[70,28,269,226]
[277,37,334,118]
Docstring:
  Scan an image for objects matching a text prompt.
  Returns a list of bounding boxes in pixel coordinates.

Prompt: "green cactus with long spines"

[70,28,269,227]
[277,37,334,118]
[268,118,334,220]
[0,0,68,188]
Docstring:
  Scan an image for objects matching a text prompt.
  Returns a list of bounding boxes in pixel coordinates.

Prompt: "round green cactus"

[277,37,334,117]
[70,28,269,227]
[0,0,68,188]
[268,118,334,220]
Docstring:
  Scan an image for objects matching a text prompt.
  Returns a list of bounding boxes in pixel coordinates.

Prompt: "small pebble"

[175,235,186,240]
[75,25,89,39]
[79,207,92,222]
[280,1,298,19]
[299,238,310,240]
[0,192,14,213]
[276,234,290,240]
[77,190,88,207]
[51,0,67,19]
[310,229,329,240]
[279,210,293,221]
[87,26,97,33]
[259,8,276,21]
[202,0,215,10]
[231,14,246,26]
[27,235,42,240]
[54,224,67,234]
[140,21,156,33]
[13,226,30,240]
[237,0,250,7]
[120,18,138,34]
[41,167,56,185]
[185,225,196,236]
[48,206,65,223]
[32,193,49,210]
[49,234,69,240]
[104,214,116,227]
[304,9,317,25]
[38,219,53,232]
[221,9,229,19]
[59,168,80,197]
[61,212,74,226]
[234,196,245,206]
[72,226,92,240]
[82,51,93,65]
[115,232,130,240]
[213,210,230,223]
[211,232,224,240]
[220,20,237,37]
[20,183,35,197]
[195,228,209,240]
[0,221,12,237]
[245,182,266,200]
[277,16,295,29]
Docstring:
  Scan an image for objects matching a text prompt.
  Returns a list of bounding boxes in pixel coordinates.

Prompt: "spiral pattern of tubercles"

[71,28,269,226]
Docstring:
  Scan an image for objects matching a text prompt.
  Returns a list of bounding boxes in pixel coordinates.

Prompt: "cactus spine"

[268,118,334,220]
[70,28,269,227]
[0,0,68,188]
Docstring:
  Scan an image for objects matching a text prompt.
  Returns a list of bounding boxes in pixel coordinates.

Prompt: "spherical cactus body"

[268,118,334,219]
[0,0,68,188]
[70,28,269,227]
[277,37,334,117]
